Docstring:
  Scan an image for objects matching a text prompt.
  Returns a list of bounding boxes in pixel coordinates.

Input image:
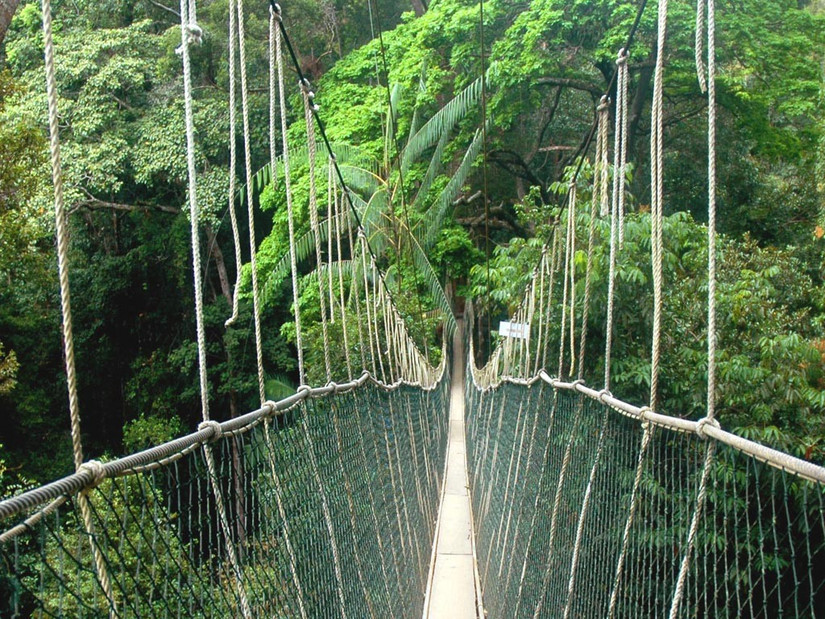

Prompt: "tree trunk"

[627,53,657,156]
[0,0,21,47]
[205,223,233,305]
[411,0,427,17]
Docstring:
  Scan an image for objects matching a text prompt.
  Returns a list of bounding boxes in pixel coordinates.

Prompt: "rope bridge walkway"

[2,0,825,617]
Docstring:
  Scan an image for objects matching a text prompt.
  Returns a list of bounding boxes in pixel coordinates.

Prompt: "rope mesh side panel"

[0,379,449,617]
[465,380,825,617]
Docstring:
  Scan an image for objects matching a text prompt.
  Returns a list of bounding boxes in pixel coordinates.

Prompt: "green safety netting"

[466,379,825,618]
[0,377,448,618]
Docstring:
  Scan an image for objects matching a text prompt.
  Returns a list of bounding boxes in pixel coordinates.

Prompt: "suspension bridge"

[1,0,825,617]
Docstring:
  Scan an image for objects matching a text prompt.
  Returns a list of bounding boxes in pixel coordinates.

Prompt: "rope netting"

[0,373,448,617]
[465,361,825,617]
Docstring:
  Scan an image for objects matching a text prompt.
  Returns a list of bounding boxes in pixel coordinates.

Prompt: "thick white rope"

[302,85,332,382]
[604,49,628,391]
[349,226,368,372]
[360,235,379,376]
[178,1,251,613]
[327,161,336,323]
[670,2,718,613]
[557,182,576,378]
[41,0,116,612]
[650,0,667,409]
[706,0,718,425]
[541,229,560,371]
[236,0,266,403]
[606,419,653,618]
[532,249,548,377]
[275,23,305,384]
[179,0,209,425]
[616,49,630,249]
[579,100,608,379]
[224,0,242,328]
[333,180,353,379]
[569,186,577,375]
[694,0,707,94]
[597,97,610,219]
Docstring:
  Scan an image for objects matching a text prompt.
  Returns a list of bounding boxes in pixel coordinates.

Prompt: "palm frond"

[265,374,296,400]
[369,225,457,337]
[260,210,354,306]
[412,127,450,210]
[401,76,482,174]
[416,125,486,250]
[404,232,457,337]
[406,60,429,146]
[237,142,376,210]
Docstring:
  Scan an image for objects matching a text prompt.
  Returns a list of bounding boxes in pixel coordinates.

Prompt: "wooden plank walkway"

[423,322,483,618]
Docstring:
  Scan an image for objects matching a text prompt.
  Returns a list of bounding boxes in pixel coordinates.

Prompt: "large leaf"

[370,225,457,337]
[412,127,450,210]
[415,124,486,250]
[401,76,483,174]
[260,210,354,306]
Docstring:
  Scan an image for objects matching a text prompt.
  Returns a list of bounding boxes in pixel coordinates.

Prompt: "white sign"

[499,321,530,340]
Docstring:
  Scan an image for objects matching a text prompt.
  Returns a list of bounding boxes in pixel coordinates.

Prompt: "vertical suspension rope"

[224,0,243,327]
[302,84,333,383]
[578,97,609,379]
[649,0,667,409]
[670,1,718,614]
[350,226,369,372]
[274,17,306,384]
[705,0,718,430]
[604,48,629,392]
[333,177,353,379]
[179,0,209,425]
[41,0,116,612]
[236,0,266,403]
[480,0,492,358]
[598,96,611,219]
[327,161,336,322]
[179,1,251,614]
[557,182,576,378]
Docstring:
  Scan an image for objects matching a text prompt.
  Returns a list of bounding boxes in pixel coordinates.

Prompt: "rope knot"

[297,384,312,399]
[175,23,203,56]
[327,381,339,394]
[638,405,653,421]
[262,400,278,417]
[198,419,223,442]
[597,388,612,402]
[269,1,282,21]
[597,95,610,111]
[79,460,106,489]
[616,48,629,66]
[186,23,203,45]
[696,416,720,440]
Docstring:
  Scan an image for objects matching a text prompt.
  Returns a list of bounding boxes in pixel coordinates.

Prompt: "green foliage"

[122,413,183,451]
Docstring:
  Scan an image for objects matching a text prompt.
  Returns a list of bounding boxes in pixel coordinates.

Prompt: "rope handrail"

[538,371,825,484]
[0,358,448,528]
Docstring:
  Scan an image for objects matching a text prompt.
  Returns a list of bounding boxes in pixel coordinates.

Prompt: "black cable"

[269,1,429,348]
[556,0,649,206]
[480,0,492,357]
[369,0,432,359]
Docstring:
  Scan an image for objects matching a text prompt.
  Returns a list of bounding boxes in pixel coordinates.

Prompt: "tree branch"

[69,196,179,216]
[534,76,603,96]
[145,0,179,17]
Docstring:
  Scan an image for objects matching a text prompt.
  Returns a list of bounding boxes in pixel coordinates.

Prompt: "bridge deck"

[423,322,482,618]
